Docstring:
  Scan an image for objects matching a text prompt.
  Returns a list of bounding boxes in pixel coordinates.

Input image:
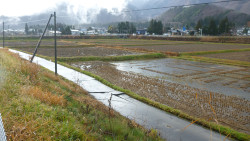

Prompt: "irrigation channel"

[9,49,229,141]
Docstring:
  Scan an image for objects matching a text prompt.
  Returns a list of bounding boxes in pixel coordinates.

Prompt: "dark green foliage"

[148,19,163,35]
[195,20,202,31]
[243,27,248,35]
[117,21,136,34]
[208,19,218,35]
[62,26,72,35]
[218,17,231,35]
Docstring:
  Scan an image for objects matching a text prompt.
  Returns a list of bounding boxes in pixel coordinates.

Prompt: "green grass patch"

[180,48,250,56]
[174,55,250,67]
[8,45,96,48]
[58,61,250,141]
[57,53,166,62]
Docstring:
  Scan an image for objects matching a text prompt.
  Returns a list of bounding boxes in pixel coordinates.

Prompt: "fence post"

[54,12,57,75]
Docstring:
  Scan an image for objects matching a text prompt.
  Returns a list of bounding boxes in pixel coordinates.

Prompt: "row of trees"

[25,23,72,35]
[107,20,164,35]
[147,19,163,35]
[108,21,136,34]
[195,17,234,35]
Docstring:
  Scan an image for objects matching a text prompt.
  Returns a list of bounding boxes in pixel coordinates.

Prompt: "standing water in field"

[111,58,250,100]
[8,49,231,141]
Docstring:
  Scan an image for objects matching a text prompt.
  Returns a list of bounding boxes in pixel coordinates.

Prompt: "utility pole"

[54,12,57,75]
[30,14,53,62]
[3,22,4,48]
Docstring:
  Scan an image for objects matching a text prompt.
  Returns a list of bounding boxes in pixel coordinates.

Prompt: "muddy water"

[111,58,250,100]
[9,49,230,141]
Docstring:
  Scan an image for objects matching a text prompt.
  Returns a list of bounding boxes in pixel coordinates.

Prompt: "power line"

[1,0,244,26]
[113,0,243,13]
[3,18,50,25]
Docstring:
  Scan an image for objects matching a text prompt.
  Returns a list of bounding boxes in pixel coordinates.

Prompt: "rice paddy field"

[4,37,250,139]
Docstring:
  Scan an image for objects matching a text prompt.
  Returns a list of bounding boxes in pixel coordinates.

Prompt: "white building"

[71,29,80,36]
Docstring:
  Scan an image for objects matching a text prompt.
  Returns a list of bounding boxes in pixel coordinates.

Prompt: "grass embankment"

[178,48,250,67]
[175,56,250,67]
[9,45,96,48]
[180,48,250,56]
[58,62,250,141]
[0,49,162,141]
[57,53,166,62]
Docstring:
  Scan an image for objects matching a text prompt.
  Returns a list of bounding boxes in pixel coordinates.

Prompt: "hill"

[158,4,250,26]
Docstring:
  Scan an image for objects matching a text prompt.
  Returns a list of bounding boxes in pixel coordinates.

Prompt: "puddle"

[111,59,250,100]
[9,49,230,141]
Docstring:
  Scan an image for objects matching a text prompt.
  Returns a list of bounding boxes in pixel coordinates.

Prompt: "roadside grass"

[174,55,250,67]
[0,49,163,141]
[58,61,250,141]
[9,45,96,48]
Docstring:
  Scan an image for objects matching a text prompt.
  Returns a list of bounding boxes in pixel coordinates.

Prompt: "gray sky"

[0,0,129,17]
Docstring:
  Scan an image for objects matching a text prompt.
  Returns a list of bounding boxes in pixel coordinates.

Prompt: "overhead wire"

[111,0,244,13]
[0,0,244,25]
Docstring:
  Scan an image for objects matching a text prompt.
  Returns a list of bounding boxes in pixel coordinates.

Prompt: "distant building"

[71,29,80,36]
[46,30,62,36]
[136,29,147,35]
[171,30,181,36]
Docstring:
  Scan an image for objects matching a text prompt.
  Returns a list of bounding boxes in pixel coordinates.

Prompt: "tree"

[129,23,136,34]
[87,27,93,31]
[195,20,202,31]
[62,26,71,35]
[219,17,230,35]
[148,19,163,35]
[25,23,29,35]
[117,21,136,34]
[108,25,117,33]
[243,27,248,35]
[208,19,218,35]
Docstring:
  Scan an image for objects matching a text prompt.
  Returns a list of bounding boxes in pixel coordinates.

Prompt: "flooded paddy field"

[12,47,143,57]
[199,51,250,62]
[71,59,250,134]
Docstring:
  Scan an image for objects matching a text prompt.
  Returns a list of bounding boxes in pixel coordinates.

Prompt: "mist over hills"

[1,0,249,28]
[158,4,250,27]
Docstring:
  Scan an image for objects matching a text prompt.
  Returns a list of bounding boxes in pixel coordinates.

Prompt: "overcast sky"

[0,0,129,17]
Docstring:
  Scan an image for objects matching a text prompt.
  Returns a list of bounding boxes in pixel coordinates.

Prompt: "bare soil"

[200,51,250,62]
[5,40,77,47]
[71,61,250,134]
[14,47,142,57]
[121,44,250,53]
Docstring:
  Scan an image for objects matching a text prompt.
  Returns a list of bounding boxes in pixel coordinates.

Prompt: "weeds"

[0,49,163,141]
[57,53,166,62]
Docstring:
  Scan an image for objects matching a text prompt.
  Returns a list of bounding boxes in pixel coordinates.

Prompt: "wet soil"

[4,40,77,47]
[13,47,142,57]
[199,51,250,62]
[71,60,250,134]
[121,44,250,53]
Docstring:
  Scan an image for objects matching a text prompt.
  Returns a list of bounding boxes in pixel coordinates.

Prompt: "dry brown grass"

[21,86,67,107]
